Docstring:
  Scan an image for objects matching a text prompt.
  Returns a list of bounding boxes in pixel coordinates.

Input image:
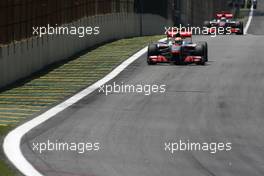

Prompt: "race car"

[147,31,208,65]
[204,12,244,35]
[247,0,257,9]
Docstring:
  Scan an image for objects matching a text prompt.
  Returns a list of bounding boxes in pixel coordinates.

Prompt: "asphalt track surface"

[21,2,264,176]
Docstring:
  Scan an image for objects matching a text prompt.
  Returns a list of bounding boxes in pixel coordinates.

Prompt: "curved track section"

[21,2,264,176]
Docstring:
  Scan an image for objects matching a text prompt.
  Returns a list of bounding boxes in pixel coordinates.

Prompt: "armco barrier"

[0,13,173,88]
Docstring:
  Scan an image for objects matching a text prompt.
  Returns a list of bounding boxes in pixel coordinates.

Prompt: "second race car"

[204,12,244,35]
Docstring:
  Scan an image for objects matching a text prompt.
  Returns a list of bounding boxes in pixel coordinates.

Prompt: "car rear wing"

[216,12,234,19]
[180,31,192,38]
[166,29,192,39]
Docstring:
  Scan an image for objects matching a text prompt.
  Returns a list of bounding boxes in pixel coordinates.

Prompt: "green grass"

[0,126,13,136]
[0,35,163,175]
[0,126,17,176]
[0,160,16,176]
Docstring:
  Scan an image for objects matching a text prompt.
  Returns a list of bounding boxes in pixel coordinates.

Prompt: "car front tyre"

[147,44,158,65]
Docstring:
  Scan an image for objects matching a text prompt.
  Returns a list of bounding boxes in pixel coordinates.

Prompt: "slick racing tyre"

[147,44,158,65]
[194,42,207,65]
[197,42,208,63]
[237,22,244,35]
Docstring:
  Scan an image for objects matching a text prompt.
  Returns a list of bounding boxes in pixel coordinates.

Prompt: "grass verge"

[0,157,16,176]
[0,35,163,175]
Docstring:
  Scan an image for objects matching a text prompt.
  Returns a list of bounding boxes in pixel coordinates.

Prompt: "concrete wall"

[0,13,173,88]
[179,0,230,26]
[142,14,173,35]
[0,0,231,88]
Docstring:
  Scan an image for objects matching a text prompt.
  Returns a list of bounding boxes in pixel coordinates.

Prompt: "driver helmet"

[167,37,175,45]
[175,37,183,45]
[220,17,226,21]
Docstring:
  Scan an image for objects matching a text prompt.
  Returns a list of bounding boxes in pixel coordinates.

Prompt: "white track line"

[244,5,254,34]
[3,46,148,176]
